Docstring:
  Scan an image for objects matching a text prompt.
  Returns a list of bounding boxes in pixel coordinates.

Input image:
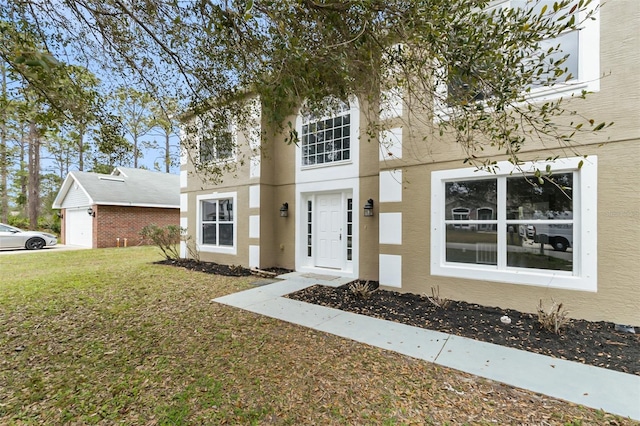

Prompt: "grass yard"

[0,247,633,425]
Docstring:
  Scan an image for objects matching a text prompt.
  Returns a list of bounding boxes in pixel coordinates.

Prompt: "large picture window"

[301,103,351,166]
[431,157,597,291]
[197,192,237,254]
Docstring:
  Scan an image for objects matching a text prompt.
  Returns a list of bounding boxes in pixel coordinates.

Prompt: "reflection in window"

[442,173,574,273]
[507,173,573,220]
[432,157,596,290]
[446,226,497,266]
[201,199,234,246]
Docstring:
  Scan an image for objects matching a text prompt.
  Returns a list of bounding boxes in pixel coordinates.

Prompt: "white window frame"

[196,191,237,255]
[436,0,600,119]
[431,156,597,291]
[503,0,601,98]
[300,101,352,169]
[198,119,238,164]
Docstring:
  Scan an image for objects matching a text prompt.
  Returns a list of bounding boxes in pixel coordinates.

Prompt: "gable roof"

[52,167,179,209]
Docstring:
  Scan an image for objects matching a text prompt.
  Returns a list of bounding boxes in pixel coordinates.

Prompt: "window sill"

[201,156,237,166]
[301,159,353,171]
[431,262,596,292]
[435,80,594,123]
[199,245,237,255]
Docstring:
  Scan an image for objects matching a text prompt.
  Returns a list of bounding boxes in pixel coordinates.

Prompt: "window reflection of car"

[0,223,58,250]
[524,211,573,252]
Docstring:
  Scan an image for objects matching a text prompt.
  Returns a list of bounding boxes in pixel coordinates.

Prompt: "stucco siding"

[393,138,639,324]
[180,3,639,324]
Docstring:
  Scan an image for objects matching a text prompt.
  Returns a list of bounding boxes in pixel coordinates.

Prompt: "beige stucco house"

[180,1,639,325]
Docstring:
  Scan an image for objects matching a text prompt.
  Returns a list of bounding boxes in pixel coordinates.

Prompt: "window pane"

[301,108,350,166]
[218,199,233,221]
[537,30,579,83]
[507,173,573,220]
[202,223,217,245]
[202,200,217,221]
[219,224,233,246]
[507,224,573,271]
[445,179,497,220]
[445,226,497,265]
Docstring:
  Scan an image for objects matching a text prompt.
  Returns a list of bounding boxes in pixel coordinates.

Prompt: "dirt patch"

[286,282,640,376]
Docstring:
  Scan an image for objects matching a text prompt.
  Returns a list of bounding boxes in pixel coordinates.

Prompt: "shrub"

[537,299,570,334]
[140,224,183,260]
[426,286,451,309]
[349,280,377,299]
[183,233,200,262]
[7,215,29,229]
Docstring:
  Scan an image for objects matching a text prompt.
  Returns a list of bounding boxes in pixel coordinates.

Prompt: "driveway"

[0,244,90,255]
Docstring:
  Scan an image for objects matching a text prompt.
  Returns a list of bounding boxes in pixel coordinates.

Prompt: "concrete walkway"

[214,272,640,421]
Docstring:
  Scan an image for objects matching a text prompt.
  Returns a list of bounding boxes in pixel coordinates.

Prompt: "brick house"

[53,167,179,248]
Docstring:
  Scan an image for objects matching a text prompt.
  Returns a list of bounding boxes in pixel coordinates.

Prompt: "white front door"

[316,193,343,269]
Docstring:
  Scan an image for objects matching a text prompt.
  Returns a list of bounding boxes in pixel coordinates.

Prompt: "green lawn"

[0,247,630,424]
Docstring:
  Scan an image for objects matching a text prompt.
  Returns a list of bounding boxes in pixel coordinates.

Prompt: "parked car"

[524,211,573,252]
[0,223,58,250]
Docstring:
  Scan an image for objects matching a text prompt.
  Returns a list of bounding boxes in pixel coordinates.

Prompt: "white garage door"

[65,208,93,247]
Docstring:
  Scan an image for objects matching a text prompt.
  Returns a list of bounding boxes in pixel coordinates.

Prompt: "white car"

[0,223,58,250]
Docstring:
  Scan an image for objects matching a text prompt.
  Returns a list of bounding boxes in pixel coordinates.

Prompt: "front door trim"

[295,184,358,278]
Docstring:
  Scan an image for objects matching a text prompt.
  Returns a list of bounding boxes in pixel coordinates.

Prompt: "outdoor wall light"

[87,207,95,217]
[280,202,289,217]
[363,199,374,217]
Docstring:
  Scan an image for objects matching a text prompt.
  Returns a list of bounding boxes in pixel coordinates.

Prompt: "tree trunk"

[165,132,170,173]
[0,65,8,223]
[19,129,27,216]
[133,134,138,168]
[78,122,85,171]
[0,125,7,224]
[27,122,40,230]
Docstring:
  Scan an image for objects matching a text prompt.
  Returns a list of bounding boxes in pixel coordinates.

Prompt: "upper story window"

[431,156,597,291]
[197,114,236,163]
[444,0,599,108]
[200,129,234,162]
[301,102,351,167]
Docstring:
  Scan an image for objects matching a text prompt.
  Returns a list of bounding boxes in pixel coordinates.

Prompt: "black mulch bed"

[158,258,639,376]
[156,259,293,277]
[286,282,640,376]
[156,259,253,276]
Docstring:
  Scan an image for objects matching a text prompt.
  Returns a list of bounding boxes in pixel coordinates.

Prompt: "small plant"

[229,264,245,275]
[140,224,183,260]
[426,286,451,309]
[183,231,200,262]
[349,280,377,299]
[537,299,570,334]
